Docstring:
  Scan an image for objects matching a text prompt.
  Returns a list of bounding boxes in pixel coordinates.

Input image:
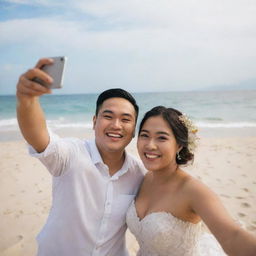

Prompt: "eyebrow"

[140,129,170,136]
[102,110,134,118]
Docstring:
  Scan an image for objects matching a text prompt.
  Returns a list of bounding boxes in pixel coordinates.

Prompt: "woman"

[126,106,256,256]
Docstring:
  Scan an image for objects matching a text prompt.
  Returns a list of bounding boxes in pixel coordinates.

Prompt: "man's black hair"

[95,88,139,121]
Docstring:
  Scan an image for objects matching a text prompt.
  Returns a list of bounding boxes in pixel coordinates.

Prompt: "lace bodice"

[126,200,226,256]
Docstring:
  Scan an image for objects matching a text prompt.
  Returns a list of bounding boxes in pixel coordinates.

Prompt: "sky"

[1,0,256,95]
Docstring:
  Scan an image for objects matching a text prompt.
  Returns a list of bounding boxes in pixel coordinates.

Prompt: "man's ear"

[93,115,96,130]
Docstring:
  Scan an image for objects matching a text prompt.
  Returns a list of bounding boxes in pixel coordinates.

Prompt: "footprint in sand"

[236,196,244,199]
[241,202,251,208]
[242,188,250,192]
[220,194,230,198]
[238,212,246,218]
[14,210,24,219]
[3,209,12,215]
[0,235,23,251]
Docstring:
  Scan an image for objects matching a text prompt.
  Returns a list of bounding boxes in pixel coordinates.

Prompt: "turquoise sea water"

[1,90,256,137]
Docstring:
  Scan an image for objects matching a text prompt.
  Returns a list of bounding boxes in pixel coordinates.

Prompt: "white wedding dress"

[126,201,227,256]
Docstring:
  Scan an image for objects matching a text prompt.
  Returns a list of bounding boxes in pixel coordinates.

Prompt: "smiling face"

[137,115,181,172]
[93,97,136,158]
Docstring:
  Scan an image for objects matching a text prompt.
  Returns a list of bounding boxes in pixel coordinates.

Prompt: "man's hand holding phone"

[16,57,67,98]
[16,57,67,153]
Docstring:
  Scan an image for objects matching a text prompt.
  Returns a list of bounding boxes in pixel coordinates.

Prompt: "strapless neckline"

[126,200,227,256]
[132,200,201,226]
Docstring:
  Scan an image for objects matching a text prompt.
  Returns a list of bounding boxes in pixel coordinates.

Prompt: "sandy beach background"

[0,127,256,256]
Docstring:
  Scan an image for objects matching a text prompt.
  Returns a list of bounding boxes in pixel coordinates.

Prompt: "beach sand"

[0,129,256,255]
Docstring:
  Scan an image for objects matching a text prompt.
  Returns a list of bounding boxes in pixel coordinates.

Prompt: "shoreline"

[1,126,256,142]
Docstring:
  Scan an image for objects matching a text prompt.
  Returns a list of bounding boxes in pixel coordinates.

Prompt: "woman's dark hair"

[138,106,194,165]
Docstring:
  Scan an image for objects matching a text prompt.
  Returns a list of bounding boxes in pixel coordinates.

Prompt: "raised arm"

[16,58,53,152]
[187,179,256,256]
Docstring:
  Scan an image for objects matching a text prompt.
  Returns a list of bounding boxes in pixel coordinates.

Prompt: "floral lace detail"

[126,201,227,256]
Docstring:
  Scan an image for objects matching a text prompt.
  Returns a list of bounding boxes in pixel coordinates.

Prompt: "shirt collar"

[111,152,129,180]
[88,139,104,165]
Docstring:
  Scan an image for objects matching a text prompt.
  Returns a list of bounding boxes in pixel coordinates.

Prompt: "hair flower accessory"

[178,114,199,153]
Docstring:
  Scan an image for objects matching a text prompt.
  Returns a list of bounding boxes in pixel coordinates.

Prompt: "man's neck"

[100,150,125,176]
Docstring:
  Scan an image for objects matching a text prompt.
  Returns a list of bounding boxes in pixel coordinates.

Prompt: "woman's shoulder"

[178,170,215,200]
[175,169,196,187]
[179,171,222,214]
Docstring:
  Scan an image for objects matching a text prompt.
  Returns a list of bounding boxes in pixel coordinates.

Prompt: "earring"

[177,152,181,160]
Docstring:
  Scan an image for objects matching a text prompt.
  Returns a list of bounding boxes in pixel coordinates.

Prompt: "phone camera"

[60,57,64,61]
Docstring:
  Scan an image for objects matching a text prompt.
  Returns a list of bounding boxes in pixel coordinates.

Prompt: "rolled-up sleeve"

[28,131,71,176]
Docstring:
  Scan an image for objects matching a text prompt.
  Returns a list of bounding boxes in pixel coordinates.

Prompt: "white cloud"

[1,0,256,93]
[73,0,256,28]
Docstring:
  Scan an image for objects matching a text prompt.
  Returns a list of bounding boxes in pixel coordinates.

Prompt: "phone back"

[41,56,67,89]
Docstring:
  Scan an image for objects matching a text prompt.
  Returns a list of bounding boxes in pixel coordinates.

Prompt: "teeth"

[145,154,159,159]
[107,133,122,138]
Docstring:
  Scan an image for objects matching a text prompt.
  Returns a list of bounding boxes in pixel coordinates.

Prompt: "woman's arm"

[186,179,256,256]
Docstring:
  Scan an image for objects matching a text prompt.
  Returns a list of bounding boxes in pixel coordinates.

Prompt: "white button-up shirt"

[29,134,146,256]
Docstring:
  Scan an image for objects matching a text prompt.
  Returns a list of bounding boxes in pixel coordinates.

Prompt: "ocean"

[1,90,256,141]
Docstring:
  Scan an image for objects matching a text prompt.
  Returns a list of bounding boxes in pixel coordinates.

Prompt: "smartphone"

[33,56,67,89]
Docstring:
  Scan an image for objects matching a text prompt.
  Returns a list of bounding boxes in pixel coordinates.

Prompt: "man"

[16,58,146,256]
